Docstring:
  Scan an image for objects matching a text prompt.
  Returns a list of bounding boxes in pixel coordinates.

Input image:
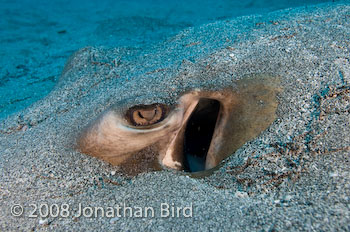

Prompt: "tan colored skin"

[77,76,281,176]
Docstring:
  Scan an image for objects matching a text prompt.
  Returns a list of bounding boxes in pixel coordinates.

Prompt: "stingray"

[77,75,281,176]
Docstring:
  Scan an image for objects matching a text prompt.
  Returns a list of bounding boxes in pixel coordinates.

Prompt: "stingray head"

[77,76,281,176]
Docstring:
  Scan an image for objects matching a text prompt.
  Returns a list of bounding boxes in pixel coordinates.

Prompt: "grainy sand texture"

[1,2,350,231]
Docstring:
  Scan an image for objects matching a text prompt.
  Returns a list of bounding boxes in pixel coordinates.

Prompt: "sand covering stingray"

[1,2,350,231]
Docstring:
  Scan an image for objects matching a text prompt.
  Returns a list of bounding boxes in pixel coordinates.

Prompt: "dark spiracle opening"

[183,98,221,172]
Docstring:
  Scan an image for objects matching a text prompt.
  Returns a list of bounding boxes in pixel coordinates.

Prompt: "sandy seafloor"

[1,1,350,231]
[0,0,332,120]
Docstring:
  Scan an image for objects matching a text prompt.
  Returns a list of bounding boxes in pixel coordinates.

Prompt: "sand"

[0,0,332,120]
[1,1,350,231]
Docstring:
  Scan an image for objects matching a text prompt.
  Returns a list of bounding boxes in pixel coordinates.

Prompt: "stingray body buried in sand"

[78,74,281,176]
[1,3,350,230]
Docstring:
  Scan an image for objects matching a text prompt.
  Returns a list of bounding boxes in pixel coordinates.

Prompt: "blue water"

[0,0,333,120]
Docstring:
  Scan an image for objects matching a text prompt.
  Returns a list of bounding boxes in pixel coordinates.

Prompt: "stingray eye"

[126,104,168,127]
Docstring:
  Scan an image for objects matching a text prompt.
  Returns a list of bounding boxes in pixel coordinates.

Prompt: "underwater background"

[0,0,333,120]
[1,1,350,231]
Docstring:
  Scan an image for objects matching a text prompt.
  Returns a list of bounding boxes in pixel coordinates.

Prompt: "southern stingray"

[0,2,349,231]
